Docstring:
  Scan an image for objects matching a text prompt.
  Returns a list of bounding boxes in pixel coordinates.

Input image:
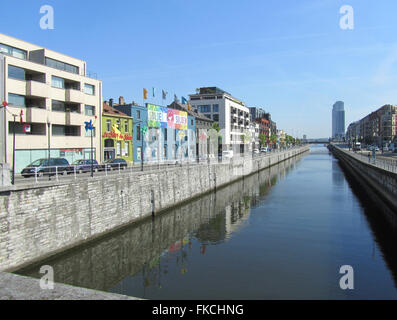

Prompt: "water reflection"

[16,153,305,297]
[16,146,397,299]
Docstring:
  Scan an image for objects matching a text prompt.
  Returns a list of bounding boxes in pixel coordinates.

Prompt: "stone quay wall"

[0,146,309,272]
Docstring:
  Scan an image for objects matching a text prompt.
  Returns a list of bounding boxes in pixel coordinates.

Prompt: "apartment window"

[52,100,80,113]
[198,105,211,113]
[116,120,121,130]
[136,110,141,120]
[85,105,95,116]
[191,119,194,126]
[8,65,25,80]
[0,43,27,60]
[8,93,25,107]
[51,76,65,89]
[45,57,79,74]
[213,114,219,122]
[52,125,80,136]
[213,104,219,113]
[84,84,95,95]
[106,120,111,132]
[124,121,129,133]
[137,124,141,140]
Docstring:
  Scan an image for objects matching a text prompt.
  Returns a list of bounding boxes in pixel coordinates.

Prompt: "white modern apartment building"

[0,33,102,173]
[188,87,250,154]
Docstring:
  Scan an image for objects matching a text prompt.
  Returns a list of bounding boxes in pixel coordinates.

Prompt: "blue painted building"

[112,100,148,164]
[112,98,196,164]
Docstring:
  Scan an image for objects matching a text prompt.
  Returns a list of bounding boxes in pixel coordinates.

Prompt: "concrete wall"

[329,144,397,213]
[0,146,308,272]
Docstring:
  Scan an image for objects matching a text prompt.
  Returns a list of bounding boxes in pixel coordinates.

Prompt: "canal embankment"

[329,144,397,216]
[0,146,308,272]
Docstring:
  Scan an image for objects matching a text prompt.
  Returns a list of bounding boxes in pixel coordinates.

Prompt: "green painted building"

[102,102,133,164]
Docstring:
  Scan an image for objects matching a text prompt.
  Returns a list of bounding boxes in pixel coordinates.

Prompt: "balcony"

[26,80,50,98]
[65,89,85,104]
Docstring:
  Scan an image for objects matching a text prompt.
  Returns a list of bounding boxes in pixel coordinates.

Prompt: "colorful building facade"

[101,102,133,164]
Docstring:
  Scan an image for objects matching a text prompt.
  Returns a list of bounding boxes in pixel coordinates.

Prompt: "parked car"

[21,158,72,178]
[253,149,260,154]
[260,147,268,153]
[102,158,128,171]
[72,159,100,173]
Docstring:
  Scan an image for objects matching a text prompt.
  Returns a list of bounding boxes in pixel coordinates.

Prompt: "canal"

[16,145,397,299]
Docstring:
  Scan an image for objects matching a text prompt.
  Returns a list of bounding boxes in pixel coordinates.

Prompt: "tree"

[259,134,267,148]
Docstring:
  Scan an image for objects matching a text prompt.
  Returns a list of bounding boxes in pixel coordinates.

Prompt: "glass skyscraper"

[332,101,345,140]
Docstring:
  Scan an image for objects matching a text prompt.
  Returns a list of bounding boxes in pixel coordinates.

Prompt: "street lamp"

[11,114,17,185]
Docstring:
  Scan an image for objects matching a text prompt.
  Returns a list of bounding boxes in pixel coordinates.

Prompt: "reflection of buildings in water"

[332,159,345,188]
[225,200,251,238]
[17,153,306,294]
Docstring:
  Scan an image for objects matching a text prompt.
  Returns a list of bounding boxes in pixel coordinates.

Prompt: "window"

[106,120,111,132]
[213,104,219,113]
[84,84,95,95]
[124,121,129,133]
[85,105,95,116]
[117,141,121,156]
[52,100,80,113]
[198,105,211,113]
[124,142,129,156]
[164,128,167,141]
[8,65,25,80]
[45,57,79,74]
[8,93,25,107]
[136,110,141,120]
[213,114,219,122]
[0,43,27,60]
[116,120,121,130]
[191,119,194,126]
[52,125,80,136]
[137,124,141,140]
[51,76,65,89]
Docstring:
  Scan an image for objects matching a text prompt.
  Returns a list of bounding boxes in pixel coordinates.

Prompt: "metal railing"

[336,146,397,174]
[11,146,306,186]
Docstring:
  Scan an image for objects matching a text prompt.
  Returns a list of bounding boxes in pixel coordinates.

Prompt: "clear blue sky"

[2,0,397,138]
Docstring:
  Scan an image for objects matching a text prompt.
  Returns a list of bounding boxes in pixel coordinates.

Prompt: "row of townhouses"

[0,33,280,173]
[346,104,397,147]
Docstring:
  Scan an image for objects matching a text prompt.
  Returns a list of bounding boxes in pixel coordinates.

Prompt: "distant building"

[189,87,251,155]
[332,101,345,140]
[168,101,213,159]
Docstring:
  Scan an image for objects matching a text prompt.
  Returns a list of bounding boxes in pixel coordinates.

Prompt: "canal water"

[17,146,397,299]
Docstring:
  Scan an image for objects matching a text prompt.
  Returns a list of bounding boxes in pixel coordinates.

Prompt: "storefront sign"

[102,131,132,141]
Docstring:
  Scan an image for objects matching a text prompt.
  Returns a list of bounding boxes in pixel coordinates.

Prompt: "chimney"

[109,98,114,107]
[119,96,125,105]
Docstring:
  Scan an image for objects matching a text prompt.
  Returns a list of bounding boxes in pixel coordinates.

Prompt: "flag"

[187,102,192,111]
[152,87,156,98]
[181,97,187,105]
[162,90,168,100]
[143,88,148,100]
[20,110,23,123]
